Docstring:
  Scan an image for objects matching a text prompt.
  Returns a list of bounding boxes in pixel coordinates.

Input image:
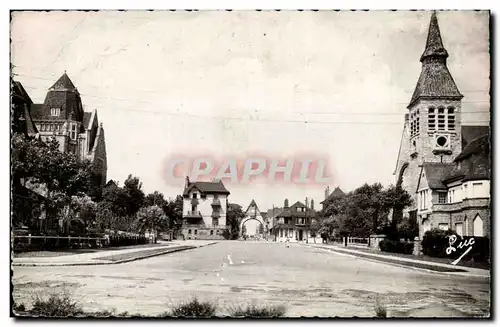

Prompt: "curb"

[12,242,219,267]
[308,244,490,279]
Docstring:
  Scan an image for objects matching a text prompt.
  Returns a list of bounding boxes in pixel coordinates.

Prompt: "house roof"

[421,162,454,190]
[277,201,316,218]
[183,180,230,196]
[461,125,490,149]
[408,12,462,108]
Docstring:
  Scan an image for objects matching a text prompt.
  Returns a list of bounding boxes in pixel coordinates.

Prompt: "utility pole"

[305,197,308,244]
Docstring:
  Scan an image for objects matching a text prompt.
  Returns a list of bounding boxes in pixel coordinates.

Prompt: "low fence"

[12,233,150,252]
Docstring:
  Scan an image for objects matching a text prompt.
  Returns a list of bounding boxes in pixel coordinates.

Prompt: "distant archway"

[239,217,265,238]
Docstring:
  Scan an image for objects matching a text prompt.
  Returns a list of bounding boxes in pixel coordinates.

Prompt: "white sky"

[10,10,490,212]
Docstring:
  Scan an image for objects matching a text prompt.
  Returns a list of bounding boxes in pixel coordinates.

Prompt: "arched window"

[473,214,484,237]
[447,106,455,130]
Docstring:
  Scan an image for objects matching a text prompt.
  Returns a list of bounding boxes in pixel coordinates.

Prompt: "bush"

[229,303,287,317]
[374,302,387,318]
[379,239,413,254]
[30,293,84,317]
[421,228,454,257]
[164,297,217,317]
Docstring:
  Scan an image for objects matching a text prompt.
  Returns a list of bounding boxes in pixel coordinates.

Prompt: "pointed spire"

[408,12,463,107]
[420,11,449,62]
[50,72,77,91]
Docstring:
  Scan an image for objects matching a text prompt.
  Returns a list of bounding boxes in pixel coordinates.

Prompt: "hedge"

[379,239,414,254]
[421,228,490,262]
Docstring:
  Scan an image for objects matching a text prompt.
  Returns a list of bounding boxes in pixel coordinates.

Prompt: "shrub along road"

[12,241,490,317]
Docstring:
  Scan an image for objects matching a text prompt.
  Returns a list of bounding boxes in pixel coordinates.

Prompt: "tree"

[11,134,96,230]
[145,191,166,208]
[136,205,167,240]
[163,195,183,231]
[123,175,145,216]
[71,194,97,231]
[226,203,245,240]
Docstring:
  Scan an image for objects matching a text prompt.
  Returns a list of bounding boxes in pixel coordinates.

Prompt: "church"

[393,13,490,242]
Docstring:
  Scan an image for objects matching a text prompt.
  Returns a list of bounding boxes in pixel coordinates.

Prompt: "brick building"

[30,72,107,187]
[181,177,230,240]
[393,13,490,240]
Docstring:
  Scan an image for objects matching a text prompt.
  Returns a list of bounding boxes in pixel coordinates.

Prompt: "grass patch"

[162,297,217,317]
[30,292,84,317]
[229,303,287,317]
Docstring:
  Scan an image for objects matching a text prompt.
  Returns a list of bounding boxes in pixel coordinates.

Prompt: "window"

[455,223,463,237]
[194,229,198,235]
[210,230,214,235]
[410,109,420,138]
[212,218,219,226]
[472,182,483,198]
[214,194,218,200]
[280,229,283,237]
[50,108,60,116]
[284,229,288,237]
[193,193,198,199]
[438,192,447,204]
[437,107,445,131]
[188,229,192,234]
[191,204,196,212]
[463,184,468,199]
[448,107,455,130]
[428,107,436,131]
[438,223,449,231]
[70,124,77,140]
[216,229,220,234]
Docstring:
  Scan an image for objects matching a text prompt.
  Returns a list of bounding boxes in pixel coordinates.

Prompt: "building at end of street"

[181,177,230,240]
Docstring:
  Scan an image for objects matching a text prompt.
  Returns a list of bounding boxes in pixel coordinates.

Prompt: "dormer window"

[193,193,198,199]
[51,108,60,117]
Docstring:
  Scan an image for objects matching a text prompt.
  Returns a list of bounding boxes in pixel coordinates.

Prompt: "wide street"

[12,241,490,317]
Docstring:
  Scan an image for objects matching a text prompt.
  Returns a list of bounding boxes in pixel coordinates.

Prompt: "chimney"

[324,186,330,200]
[311,199,315,211]
[185,176,190,189]
[284,199,289,208]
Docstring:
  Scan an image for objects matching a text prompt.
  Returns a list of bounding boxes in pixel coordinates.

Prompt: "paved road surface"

[12,241,490,317]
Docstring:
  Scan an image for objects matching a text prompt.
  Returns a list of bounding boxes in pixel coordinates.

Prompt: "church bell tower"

[407,12,464,164]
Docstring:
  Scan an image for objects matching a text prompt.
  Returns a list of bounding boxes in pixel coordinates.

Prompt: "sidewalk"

[305,243,490,279]
[12,240,218,267]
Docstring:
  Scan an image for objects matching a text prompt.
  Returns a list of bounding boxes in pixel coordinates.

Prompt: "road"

[12,241,490,317]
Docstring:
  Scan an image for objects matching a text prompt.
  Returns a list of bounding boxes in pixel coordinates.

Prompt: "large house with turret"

[30,72,108,187]
[393,13,490,241]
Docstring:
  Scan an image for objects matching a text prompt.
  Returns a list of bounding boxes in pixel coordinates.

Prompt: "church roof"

[461,125,490,149]
[408,12,463,108]
[50,72,77,91]
[83,111,93,129]
[320,186,345,204]
[454,134,490,163]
